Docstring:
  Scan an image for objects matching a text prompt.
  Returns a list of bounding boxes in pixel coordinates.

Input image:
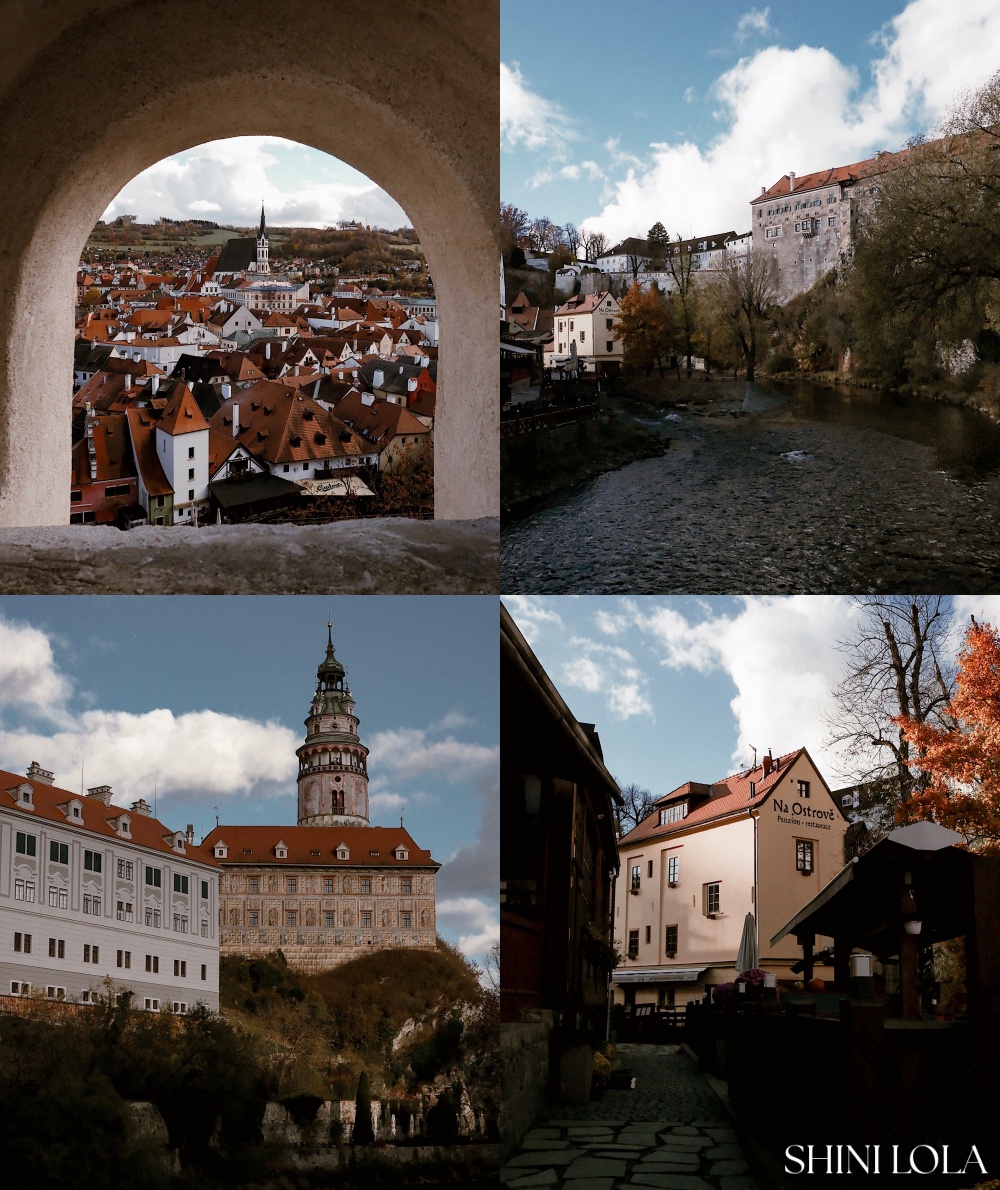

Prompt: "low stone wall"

[500,1016,553,1161]
[285,1143,501,1173]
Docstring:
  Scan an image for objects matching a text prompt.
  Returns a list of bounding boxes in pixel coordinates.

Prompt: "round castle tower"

[296,625,369,826]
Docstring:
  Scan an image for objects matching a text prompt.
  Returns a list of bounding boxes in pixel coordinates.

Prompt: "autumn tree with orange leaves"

[895,618,1000,848]
[613,282,674,377]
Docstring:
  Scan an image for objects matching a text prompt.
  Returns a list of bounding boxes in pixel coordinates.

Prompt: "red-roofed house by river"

[613,747,849,1009]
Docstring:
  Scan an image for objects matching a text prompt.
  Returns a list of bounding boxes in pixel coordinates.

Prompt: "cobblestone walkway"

[501,1045,760,1190]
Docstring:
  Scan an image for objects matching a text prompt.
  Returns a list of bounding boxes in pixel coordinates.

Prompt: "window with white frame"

[667,854,680,884]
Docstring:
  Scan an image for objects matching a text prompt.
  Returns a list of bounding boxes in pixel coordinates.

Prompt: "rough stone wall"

[0,0,498,528]
[500,1016,553,1161]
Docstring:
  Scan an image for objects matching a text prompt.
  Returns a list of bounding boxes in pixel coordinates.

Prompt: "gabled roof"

[555,291,616,316]
[125,406,172,496]
[619,748,824,847]
[332,391,431,449]
[209,380,373,466]
[199,823,438,868]
[158,384,211,436]
[0,767,218,867]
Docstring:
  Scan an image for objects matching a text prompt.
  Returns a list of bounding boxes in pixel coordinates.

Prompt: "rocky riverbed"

[501,380,1000,593]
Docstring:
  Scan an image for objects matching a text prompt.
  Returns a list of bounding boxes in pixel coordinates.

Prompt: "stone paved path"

[501,1044,760,1190]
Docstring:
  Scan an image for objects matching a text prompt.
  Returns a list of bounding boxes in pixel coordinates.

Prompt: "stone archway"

[0,0,497,531]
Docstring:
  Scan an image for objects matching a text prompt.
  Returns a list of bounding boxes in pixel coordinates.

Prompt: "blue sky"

[102,137,409,230]
[503,595,1000,799]
[0,597,497,963]
[502,0,1000,239]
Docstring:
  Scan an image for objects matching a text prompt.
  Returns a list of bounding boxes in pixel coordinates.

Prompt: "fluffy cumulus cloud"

[581,0,1000,241]
[2,710,297,803]
[599,597,860,778]
[501,62,577,157]
[102,137,408,229]
[0,615,72,723]
[502,595,566,645]
[559,638,654,722]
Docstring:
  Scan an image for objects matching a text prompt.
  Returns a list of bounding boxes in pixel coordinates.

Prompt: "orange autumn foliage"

[894,620,1000,847]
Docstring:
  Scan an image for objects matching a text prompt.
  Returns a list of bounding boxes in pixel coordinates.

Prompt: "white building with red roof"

[613,747,848,1008]
[0,763,219,1011]
[752,150,890,301]
[544,291,624,374]
[200,628,438,973]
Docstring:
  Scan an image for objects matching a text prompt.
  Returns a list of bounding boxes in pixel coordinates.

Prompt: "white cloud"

[501,62,577,157]
[436,896,498,963]
[1,708,297,803]
[736,7,771,40]
[581,0,1000,241]
[503,595,565,645]
[102,136,408,229]
[562,656,602,692]
[625,597,858,778]
[0,616,72,724]
[558,633,654,721]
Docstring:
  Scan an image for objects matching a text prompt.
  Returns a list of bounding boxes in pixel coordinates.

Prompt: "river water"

[500,380,1000,593]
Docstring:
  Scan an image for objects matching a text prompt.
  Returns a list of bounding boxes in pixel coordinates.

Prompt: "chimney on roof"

[407,377,418,392]
[87,784,113,805]
[761,186,766,195]
[232,402,240,437]
[26,761,54,786]
[265,341,270,360]
[762,750,774,777]
[150,374,159,395]
[788,172,796,192]
[373,368,384,388]
[125,373,132,390]
[130,797,152,817]
[185,823,195,845]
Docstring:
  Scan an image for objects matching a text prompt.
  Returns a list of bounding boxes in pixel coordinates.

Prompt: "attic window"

[395,847,409,860]
[290,435,301,447]
[658,801,688,826]
[369,850,379,857]
[303,409,314,420]
[310,849,321,856]
[336,846,350,860]
[214,843,228,859]
[314,433,326,445]
[242,848,253,855]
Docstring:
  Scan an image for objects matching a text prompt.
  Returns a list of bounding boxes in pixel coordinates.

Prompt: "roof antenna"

[214,805,219,828]
[750,745,757,771]
[400,815,404,829]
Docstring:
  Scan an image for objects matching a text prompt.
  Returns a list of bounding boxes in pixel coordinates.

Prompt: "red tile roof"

[753,155,886,203]
[158,383,210,436]
[199,824,438,868]
[619,748,811,846]
[71,412,136,485]
[0,768,218,868]
[125,406,172,497]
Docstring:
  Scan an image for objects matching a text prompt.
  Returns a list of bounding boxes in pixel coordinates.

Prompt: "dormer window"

[274,840,288,859]
[336,844,350,861]
[166,832,185,853]
[111,814,131,838]
[658,801,688,826]
[394,847,409,861]
[214,842,228,859]
[14,783,34,809]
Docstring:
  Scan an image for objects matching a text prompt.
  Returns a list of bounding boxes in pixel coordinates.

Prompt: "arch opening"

[0,0,498,563]
[72,136,439,528]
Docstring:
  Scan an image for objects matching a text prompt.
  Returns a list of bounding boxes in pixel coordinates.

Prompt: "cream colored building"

[612,747,848,1007]
[544,291,624,374]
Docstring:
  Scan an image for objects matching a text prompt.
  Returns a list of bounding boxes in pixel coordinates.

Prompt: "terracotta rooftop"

[0,767,218,868]
[619,748,821,846]
[199,824,438,869]
[158,383,211,436]
[753,154,886,203]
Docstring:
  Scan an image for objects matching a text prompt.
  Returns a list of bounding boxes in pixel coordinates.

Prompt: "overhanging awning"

[612,967,707,985]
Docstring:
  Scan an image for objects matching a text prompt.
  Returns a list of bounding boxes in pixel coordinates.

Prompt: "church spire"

[255,202,270,274]
[258,201,267,241]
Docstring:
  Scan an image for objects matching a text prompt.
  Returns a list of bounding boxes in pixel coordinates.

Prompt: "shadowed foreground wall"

[0,0,498,538]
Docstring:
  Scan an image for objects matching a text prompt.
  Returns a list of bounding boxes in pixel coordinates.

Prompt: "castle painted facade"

[203,628,439,973]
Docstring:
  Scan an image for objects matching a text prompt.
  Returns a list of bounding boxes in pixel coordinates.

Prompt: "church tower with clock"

[296,625,370,827]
